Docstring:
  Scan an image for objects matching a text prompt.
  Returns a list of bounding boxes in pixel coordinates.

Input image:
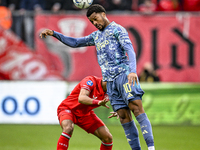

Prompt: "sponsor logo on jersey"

[65,109,71,113]
[87,80,93,86]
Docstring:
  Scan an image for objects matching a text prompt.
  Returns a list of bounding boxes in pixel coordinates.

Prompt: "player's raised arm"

[41,29,92,48]
[40,29,53,38]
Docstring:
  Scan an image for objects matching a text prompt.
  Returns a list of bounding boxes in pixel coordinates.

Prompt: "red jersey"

[58,76,107,116]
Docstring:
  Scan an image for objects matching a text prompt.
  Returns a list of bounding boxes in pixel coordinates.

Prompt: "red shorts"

[58,108,105,134]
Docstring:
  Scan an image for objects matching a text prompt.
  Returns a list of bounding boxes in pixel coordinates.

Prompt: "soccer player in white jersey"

[40,4,155,150]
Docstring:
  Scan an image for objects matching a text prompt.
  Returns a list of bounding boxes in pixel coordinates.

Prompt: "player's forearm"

[53,31,87,48]
[78,95,99,105]
[124,43,137,73]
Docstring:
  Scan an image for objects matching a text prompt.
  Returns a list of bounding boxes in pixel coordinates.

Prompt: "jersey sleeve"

[114,25,132,47]
[123,43,137,73]
[79,77,95,92]
[114,26,137,73]
[84,32,96,46]
[53,31,91,47]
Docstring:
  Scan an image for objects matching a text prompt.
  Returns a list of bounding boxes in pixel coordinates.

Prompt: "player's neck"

[104,20,110,29]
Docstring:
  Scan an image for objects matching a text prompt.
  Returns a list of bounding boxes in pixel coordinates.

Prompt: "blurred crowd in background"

[0,0,199,82]
[1,0,200,13]
[0,0,200,49]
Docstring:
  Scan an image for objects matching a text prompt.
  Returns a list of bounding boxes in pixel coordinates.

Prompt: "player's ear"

[102,12,106,17]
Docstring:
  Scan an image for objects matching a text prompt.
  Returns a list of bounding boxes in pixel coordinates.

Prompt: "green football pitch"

[1,83,200,150]
[0,124,200,150]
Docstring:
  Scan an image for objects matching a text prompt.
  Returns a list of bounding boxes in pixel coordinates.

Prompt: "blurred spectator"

[45,0,60,10]
[139,62,160,82]
[51,2,61,13]
[156,0,181,11]
[181,0,200,11]
[138,0,156,14]
[19,0,45,49]
[45,0,62,11]
[0,0,12,29]
[8,0,22,39]
[45,0,81,11]
[131,0,157,11]
[20,0,45,12]
[106,0,132,11]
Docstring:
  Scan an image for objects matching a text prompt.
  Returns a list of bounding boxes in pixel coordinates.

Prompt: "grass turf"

[0,124,200,150]
[1,83,200,149]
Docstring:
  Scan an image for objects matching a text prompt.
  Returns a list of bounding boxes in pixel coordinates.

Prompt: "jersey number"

[123,83,132,93]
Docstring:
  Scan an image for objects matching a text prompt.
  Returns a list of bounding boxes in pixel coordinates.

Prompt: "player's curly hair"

[86,4,106,17]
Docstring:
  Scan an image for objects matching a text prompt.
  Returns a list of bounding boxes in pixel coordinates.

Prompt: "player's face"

[88,12,109,31]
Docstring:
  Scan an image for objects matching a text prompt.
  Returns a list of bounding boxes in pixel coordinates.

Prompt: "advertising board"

[0,81,68,124]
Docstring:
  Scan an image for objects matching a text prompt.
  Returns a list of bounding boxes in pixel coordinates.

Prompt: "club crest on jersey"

[87,80,93,86]
[65,109,71,113]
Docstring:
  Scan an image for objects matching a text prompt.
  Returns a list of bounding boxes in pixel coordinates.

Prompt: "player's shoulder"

[110,22,126,31]
[81,76,100,86]
[108,22,127,36]
[87,30,99,40]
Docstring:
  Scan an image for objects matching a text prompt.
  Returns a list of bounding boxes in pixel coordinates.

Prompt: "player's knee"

[117,109,132,124]
[119,117,129,124]
[61,120,74,134]
[132,108,140,117]
[102,133,113,143]
[62,125,74,135]
[128,101,145,117]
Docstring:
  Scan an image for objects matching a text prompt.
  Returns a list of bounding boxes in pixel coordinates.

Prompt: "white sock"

[148,146,155,150]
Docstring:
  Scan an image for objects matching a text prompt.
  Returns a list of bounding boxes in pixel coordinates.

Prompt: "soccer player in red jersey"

[57,75,113,150]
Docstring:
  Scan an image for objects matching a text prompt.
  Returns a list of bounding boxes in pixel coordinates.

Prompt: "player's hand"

[98,99,109,109]
[40,29,53,38]
[128,72,138,86]
[108,112,119,119]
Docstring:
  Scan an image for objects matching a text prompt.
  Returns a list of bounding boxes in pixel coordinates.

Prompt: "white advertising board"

[0,81,68,124]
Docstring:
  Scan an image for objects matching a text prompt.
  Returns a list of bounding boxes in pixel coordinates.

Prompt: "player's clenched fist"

[40,29,53,38]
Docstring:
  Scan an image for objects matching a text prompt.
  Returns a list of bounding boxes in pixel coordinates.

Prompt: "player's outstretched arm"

[40,29,53,38]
